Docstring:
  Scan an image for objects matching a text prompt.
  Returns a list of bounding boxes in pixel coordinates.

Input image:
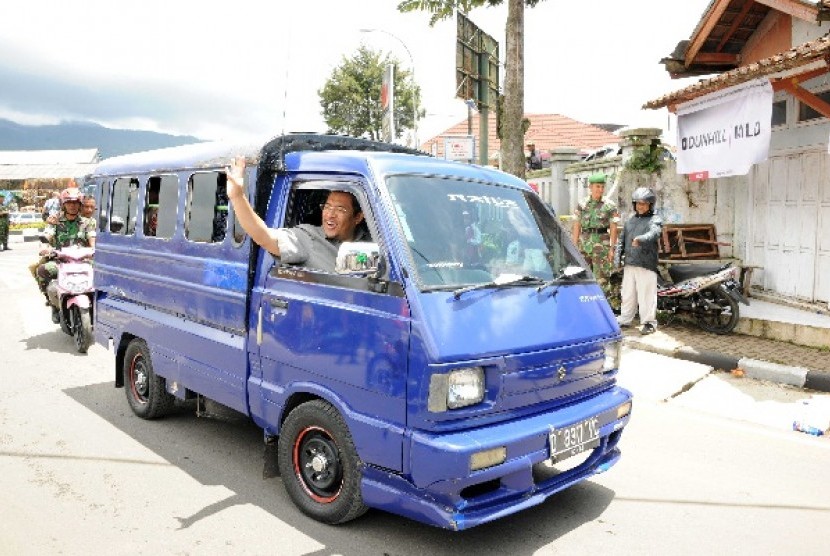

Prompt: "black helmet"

[631,187,655,204]
[631,187,656,213]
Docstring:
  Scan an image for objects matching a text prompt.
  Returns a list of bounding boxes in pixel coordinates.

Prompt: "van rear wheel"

[124,339,174,419]
[277,400,367,524]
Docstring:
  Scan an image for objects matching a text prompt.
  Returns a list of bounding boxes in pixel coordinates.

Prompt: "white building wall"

[792,17,827,46]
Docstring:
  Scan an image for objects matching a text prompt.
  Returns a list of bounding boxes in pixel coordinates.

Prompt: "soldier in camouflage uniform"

[572,173,620,311]
[0,193,9,251]
[36,188,96,309]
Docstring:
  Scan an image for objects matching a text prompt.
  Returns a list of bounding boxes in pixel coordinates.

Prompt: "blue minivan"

[91,134,632,530]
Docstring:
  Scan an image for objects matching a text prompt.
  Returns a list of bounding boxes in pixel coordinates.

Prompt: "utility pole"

[479,52,489,166]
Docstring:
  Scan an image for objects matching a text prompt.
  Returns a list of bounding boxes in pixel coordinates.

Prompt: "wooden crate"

[660,224,727,259]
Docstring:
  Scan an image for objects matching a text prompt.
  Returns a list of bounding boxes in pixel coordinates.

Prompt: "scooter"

[657,262,749,334]
[44,245,95,353]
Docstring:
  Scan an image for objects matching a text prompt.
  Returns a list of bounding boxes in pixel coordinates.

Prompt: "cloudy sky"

[1,0,712,146]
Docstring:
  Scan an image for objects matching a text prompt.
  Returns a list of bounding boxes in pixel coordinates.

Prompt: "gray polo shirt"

[273,224,369,272]
[619,213,663,273]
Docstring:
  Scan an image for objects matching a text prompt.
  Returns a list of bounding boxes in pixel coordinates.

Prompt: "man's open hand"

[226,156,246,199]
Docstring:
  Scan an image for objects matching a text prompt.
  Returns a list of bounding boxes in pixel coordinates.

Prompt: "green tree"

[319,45,421,143]
[398,0,542,179]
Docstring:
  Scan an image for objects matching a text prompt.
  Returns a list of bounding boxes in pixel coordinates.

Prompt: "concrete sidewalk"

[623,297,830,393]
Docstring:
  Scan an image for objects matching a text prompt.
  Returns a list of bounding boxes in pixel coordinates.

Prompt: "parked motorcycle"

[657,262,749,334]
[44,245,95,353]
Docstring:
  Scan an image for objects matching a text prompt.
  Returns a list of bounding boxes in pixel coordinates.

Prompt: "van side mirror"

[335,241,380,275]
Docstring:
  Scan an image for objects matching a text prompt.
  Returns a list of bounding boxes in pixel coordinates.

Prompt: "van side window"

[280,184,375,274]
[111,177,139,235]
[99,180,112,232]
[145,175,178,239]
[186,172,228,243]
[284,188,327,228]
[284,187,374,237]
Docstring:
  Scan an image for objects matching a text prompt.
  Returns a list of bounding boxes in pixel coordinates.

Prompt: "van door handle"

[269,298,289,309]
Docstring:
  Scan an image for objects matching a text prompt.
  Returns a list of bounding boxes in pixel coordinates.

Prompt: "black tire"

[73,306,92,354]
[123,339,175,419]
[277,400,367,525]
[696,286,740,334]
[58,306,72,335]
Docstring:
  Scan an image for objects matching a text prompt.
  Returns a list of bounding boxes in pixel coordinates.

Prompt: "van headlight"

[603,340,621,373]
[428,367,485,412]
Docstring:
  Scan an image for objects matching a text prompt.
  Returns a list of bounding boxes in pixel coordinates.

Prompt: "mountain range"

[0,119,204,159]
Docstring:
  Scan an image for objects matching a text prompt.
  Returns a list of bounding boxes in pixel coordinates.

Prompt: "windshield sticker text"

[579,295,604,303]
[447,194,518,208]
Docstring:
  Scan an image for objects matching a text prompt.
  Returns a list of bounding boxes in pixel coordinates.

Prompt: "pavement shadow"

[23,329,88,356]
[65,381,616,554]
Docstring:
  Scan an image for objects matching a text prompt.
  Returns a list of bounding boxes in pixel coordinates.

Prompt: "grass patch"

[9,223,45,231]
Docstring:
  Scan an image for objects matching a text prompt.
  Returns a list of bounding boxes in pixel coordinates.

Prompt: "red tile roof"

[420,113,620,158]
[645,34,830,110]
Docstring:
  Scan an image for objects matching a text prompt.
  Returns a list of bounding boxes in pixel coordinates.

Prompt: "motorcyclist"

[615,187,662,335]
[36,187,96,320]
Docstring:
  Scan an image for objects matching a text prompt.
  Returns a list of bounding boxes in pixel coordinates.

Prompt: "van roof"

[91,140,261,176]
[90,133,529,198]
[91,134,426,177]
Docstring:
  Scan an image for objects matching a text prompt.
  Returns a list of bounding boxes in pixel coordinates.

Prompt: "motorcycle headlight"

[428,367,485,412]
[603,340,622,373]
[60,276,91,294]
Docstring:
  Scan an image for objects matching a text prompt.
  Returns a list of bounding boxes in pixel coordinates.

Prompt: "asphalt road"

[1,240,829,555]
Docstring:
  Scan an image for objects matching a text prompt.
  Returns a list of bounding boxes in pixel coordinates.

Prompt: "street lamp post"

[359,28,418,148]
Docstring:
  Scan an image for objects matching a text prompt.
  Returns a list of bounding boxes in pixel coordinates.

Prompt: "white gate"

[748,148,830,302]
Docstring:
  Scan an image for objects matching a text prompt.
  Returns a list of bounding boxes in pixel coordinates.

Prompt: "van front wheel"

[124,339,174,419]
[277,400,367,524]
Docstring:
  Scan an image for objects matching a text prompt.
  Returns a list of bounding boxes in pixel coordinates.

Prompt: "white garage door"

[748,149,830,303]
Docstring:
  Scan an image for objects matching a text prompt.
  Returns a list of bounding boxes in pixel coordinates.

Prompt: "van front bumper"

[361,386,632,530]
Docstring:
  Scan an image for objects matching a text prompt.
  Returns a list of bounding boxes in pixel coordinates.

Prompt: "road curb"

[623,337,677,358]
[738,358,808,388]
[9,230,42,242]
[622,337,830,394]
[676,347,740,371]
[805,372,830,392]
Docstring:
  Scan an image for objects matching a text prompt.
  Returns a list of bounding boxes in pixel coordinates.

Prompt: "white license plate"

[549,416,600,460]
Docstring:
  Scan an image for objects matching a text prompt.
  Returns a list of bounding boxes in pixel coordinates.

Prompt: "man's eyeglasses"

[320,203,351,216]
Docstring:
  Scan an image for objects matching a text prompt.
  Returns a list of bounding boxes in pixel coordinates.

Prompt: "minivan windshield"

[386,175,585,290]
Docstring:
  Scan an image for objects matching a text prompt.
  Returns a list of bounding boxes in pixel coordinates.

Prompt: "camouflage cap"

[588,173,607,184]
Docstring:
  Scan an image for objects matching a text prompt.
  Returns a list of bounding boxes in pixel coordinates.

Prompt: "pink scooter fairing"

[46,244,95,353]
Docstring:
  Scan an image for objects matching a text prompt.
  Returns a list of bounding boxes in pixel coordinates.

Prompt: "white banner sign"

[443,135,475,161]
[676,78,773,178]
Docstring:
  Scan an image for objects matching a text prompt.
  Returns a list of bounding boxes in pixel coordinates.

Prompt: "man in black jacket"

[615,187,662,335]
[526,143,542,170]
